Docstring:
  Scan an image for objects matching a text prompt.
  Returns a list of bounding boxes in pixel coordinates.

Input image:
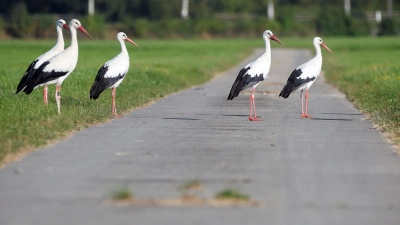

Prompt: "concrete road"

[1,49,400,225]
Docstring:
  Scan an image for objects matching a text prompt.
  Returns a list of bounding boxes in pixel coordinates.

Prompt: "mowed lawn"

[0,38,260,163]
[1,36,399,164]
[322,37,400,145]
[284,37,400,145]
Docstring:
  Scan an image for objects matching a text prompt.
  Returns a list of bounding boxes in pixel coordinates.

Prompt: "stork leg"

[301,89,312,118]
[305,89,312,118]
[55,85,61,114]
[249,91,254,121]
[300,89,305,117]
[249,87,261,121]
[112,88,121,118]
[43,85,48,106]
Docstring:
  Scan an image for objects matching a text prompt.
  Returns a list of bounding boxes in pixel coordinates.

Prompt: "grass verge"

[281,37,400,148]
[0,38,261,164]
[322,37,400,146]
[1,36,399,164]
[215,188,250,201]
[112,187,133,200]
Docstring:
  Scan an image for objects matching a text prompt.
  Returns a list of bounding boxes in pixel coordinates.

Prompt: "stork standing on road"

[279,37,332,118]
[16,19,70,105]
[89,32,138,118]
[227,30,284,121]
[20,19,93,114]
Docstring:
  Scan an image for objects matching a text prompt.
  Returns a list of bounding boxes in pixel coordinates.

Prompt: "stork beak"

[320,43,333,53]
[270,35,285,46]
[78,26,94,40]
[125,37,139,47]
[63,24,70,31]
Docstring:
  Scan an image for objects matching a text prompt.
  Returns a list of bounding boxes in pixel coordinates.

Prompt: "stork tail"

[227,80,244,100]
[279,82,296,99]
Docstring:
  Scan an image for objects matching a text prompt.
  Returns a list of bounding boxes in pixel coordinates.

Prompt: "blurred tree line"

[0,0,398,39]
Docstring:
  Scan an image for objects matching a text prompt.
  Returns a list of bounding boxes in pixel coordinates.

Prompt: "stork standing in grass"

[89,32,138,118]
[279,37,332,118]
[227,30,284,121]
[19,19,93,114]
[16,19,70,105]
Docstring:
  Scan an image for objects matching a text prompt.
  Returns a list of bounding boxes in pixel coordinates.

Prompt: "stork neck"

[70,27,78,48]
[263,37,272,60]
[55,26,64,49]
[314,42,322,59]
[119,38,128,54]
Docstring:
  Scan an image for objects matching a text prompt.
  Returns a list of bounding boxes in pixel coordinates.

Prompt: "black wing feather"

[227,67,264,100]
[90,66,125,100]
[23,61,68,95]
[16,59,39,94]
[279,69,315,98]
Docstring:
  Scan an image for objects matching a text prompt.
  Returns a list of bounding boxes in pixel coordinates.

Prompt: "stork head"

[314,37,332,53]
[69,19,94,40]
[117,32,139,47]
[263,30,284,46]
[57,19,69,30]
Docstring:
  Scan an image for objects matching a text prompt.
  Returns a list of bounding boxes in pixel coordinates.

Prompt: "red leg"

[55,85,61,114]
[112,88,122,118]
[43,85,48,106]
[300,89,305,117]
[301,89,312,118]
[249,87,261,121]
[249,92,254,121]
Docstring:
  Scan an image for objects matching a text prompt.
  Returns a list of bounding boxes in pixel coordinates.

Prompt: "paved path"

[1,49,400,225]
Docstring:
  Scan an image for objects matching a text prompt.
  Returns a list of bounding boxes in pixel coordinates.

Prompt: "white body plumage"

[33,20,67,70]
[39,19,88,87]
[279,37,332,118]
[227,30,284,121]
[293,37,325,91]
[20,19,93,114]
[101,41,130,89]
[16,19,69,94]
[90,32,138,117]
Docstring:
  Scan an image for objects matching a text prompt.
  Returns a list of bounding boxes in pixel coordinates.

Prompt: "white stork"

[89,32,138,118]
[16,19,70,105]
[21,19,93,114]
[279,37,332,118]
[227,30,284,121]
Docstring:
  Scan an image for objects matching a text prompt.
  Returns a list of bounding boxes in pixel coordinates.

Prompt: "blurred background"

[0,0,398,39]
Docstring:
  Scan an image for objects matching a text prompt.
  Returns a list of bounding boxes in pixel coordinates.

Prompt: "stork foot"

[301,114,313,118]
[249,116,262,121]
[113,113,123,119]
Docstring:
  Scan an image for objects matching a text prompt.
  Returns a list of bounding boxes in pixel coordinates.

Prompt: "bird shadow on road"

[163,117,201,121]
[319,112,363,116]
[222,114,249,117]
[311,118,354,121]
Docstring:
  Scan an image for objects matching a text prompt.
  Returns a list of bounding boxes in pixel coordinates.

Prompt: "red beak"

[125,37,139,47]
[63,24,70,31]
[320,43,333,53]
[270,35,285,46]
[78,26,94,40]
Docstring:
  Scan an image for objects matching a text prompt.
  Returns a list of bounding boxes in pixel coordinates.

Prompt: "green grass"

[215,189,250,201]
[0,38,261,163]
[317,37,400,144]
[284,36,400,144]
[112,187,133,200]
[1,36,400,163]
